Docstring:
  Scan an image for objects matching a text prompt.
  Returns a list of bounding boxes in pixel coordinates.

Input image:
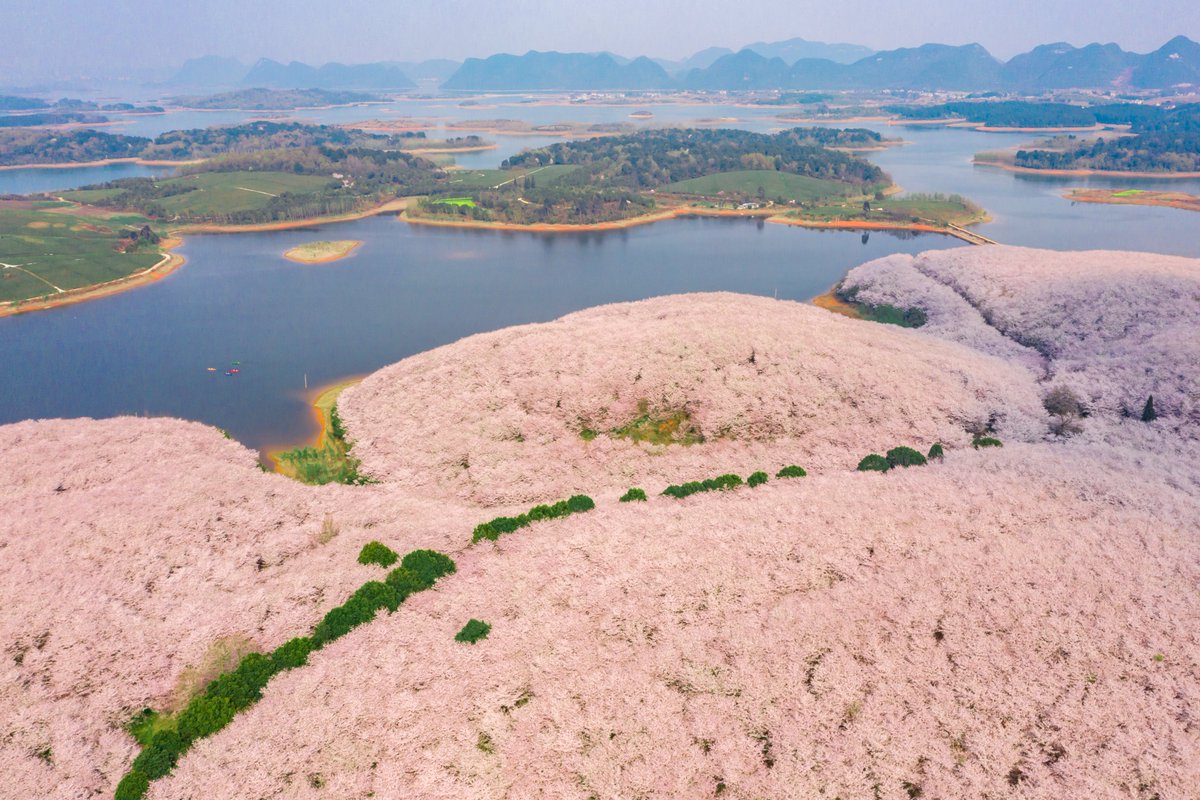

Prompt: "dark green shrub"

[312,595,379,645]
[125,708,162,748]
[114,770,150,800]
[527,504,554,520]
[131,730,183,780]
[357,541,399,568]
[662,473,743,498]
[857,454,890,472]
[927,443,944,460]
[175,695,236,744]
[472,495,596,544]
[748,471,769,488]
[886,446,927,468]
[714,474,742,489]
[776,465,807,478]
[401,550,457,587]
[620,487,647,502]
[386,566,433,597]
[270,637,316,670]
[1141,395,1157,422]
[492,516,527,533]
[567,494,595,513]
[472,522,500,543]
[352,580,403,613]
[455,619,492,644]
[206,652,277,710]
[972,437,1003,449]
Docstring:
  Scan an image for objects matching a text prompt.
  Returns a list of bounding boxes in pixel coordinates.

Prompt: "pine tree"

[1141,395,1157,422]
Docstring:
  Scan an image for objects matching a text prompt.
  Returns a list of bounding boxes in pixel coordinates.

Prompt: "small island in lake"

[974,104,1200,176]
[1066,187,1200,212]
[283,240,363,264]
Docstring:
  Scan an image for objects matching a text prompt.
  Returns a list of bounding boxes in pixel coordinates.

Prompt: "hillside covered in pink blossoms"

[1,246,1198,800]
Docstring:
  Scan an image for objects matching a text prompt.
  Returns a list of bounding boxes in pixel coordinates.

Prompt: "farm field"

[792,192,985,227]
[0,204,162,303]
[444,164,580,191]
[661,169,862,202]
[63,172,333,217]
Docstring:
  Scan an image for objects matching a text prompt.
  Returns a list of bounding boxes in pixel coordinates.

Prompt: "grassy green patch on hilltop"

[611,401,704,446]
[61,171,334,221]
[431,197,478,208]
[791,192,985,228]
[662,170,860,203]
[274,388,374,486]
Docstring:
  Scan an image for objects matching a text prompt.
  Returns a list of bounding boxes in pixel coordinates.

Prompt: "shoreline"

[954,122,1110,133]
[265,376,366,472]
[283,240,364,264]
[810,289,865,319]
[403,204,989,244]
[1,193,986,318]
[173,198,411,234]
[1065,188,1200,213]
[0,157,203,172]
[401,144,498,155]
[974,160,1200,179]
[0,237,185,317]
[1,199,412,317]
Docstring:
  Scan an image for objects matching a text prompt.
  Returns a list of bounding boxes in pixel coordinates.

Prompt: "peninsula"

[2,124,987,315]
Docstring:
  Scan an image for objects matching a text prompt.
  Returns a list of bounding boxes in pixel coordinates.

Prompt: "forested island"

[0,95,163,113]
[404,128,885,226]
[409,127,983,233]
[888,100,1188,130]
[0,121,457,168]
[0,112,109,129]
[976,104,1200,174]
[62,145,444,225]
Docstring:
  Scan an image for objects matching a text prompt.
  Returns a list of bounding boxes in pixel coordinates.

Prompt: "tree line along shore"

[1,122,995,314]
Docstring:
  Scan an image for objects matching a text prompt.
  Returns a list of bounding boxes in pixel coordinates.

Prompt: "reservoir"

[0,216,957,452]
[2,110,1198,453]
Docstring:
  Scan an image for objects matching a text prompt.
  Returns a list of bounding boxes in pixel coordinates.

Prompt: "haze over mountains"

[165,35,1200,93]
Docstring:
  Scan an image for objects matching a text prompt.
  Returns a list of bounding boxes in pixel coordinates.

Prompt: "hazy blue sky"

[3,0,1198,82]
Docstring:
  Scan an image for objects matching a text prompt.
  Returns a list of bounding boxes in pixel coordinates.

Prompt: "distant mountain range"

[165,36,1200,93]
[442,52,670,91]
[653,38,877,75]
[443,36,1200,92]
[165,57,457,89]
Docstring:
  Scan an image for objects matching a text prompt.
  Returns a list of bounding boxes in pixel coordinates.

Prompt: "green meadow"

[661,170,861,202]
[0,207,162,304]
[63,171,333,218]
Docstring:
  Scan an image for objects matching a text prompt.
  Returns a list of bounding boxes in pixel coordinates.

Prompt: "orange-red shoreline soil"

[0,237,185,317]
[404,205,986,244]
[0,158,202,171]
[975,160,1200,179]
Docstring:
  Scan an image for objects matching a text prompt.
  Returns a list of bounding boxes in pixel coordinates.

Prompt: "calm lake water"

[0,217,956,452]
[2,103,1199,452]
